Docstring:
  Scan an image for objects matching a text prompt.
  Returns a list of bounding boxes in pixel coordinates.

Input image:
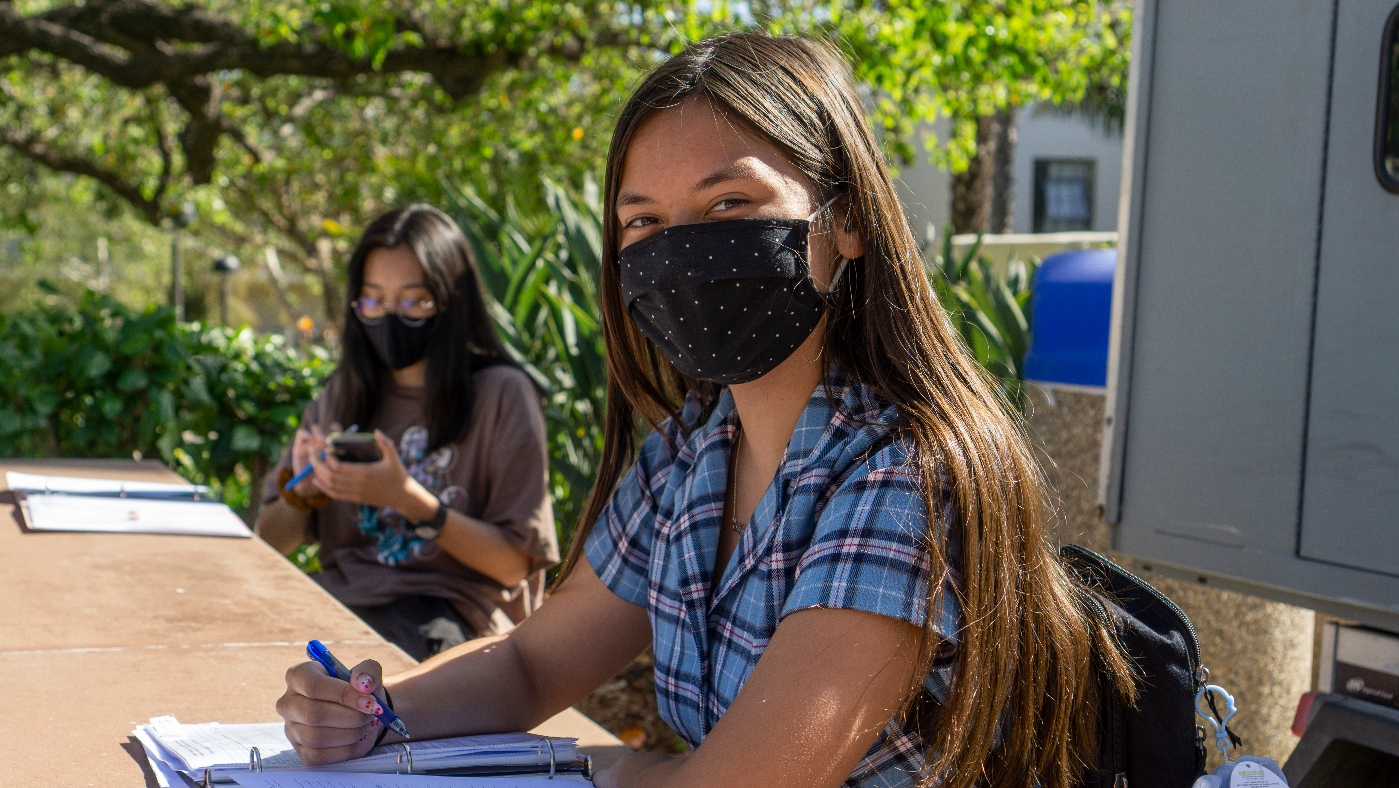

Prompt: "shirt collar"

[698,364,896,482]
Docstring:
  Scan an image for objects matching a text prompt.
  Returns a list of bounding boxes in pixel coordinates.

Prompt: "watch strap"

[413,498,447,538]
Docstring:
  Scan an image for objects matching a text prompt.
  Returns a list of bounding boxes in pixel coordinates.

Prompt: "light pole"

[212,253,240,325]
[170,203,197,320]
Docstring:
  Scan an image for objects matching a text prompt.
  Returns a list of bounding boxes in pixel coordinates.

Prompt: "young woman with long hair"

[275,35,1133,787]
[257,205,558,661]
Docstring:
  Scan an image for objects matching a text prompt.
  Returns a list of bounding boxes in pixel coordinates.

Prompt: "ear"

[833,197,866,260]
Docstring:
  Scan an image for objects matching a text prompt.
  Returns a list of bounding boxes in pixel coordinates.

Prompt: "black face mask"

[362,316,437,371]
[617,203,846,385]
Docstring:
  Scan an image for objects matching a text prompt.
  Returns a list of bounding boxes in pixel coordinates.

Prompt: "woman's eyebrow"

[691,161,764,192]
[617,191,655,208]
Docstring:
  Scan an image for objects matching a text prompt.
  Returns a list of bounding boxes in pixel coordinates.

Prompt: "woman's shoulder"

[471,360,534,389]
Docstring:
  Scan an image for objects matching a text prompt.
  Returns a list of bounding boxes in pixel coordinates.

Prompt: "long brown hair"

[557,33,1135,788]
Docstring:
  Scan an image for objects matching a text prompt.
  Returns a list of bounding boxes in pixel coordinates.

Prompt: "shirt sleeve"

[781,437,961,646]
[477,366,560,575]
[584,419,688,608]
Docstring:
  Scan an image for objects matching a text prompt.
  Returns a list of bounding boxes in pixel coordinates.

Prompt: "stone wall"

[1024,384,1314,768]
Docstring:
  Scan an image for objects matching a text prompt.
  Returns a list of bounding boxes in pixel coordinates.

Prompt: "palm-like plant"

[927,227,1037,407]
[444,177,608,550]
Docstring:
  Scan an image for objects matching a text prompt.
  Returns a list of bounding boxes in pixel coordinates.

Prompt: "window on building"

[1033,159,1096,232]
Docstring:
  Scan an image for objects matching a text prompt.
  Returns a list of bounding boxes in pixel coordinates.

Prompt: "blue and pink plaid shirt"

[585,367,962,787]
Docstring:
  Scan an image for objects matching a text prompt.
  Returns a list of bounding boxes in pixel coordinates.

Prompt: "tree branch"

[0,1,531,100]
[0,127,162,224]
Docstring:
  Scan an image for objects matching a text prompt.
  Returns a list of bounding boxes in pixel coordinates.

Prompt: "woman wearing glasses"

[257,205,558,661]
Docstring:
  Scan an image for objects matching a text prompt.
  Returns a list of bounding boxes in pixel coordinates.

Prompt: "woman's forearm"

[255,498,311,555]
[381,633,542,742]
[382,566,650,742]
[396,484,533,587]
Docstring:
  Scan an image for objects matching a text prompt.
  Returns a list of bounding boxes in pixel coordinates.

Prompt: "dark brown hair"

[336,204,515,450]
[556,33,1135,788]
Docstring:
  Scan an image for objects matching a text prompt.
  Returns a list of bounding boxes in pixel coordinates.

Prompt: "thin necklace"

[728,426,748,534]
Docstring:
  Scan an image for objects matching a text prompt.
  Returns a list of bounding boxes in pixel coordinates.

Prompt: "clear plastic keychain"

[1190,683,1290,788]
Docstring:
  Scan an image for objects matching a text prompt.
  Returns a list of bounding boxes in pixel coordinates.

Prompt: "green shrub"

[0,284,332,519]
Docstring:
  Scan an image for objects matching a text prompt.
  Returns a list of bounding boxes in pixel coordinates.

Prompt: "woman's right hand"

[276,658,387,765]
[290,427,323,498]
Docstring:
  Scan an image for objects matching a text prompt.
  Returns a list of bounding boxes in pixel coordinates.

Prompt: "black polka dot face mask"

[617,199,847,385]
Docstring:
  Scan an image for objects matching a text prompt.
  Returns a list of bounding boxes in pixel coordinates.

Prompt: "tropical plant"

[443,176,607,550]
[927,228,1037,407]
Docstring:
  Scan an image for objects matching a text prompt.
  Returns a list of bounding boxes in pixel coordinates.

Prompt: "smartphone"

[328,432,383,463]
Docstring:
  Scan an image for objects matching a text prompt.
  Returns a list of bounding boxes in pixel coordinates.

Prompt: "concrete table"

[0,459,623,787]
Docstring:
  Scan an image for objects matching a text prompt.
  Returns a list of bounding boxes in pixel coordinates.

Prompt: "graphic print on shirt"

[357,425,464,566]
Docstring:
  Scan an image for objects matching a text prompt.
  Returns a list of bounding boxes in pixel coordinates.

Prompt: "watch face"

[414,525,440,540]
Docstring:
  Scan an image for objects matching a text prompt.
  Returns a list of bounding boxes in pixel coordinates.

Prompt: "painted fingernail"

[370,718,379,727]
[356,675,374,692]
[360,696,376,712]
[373,703,384,715]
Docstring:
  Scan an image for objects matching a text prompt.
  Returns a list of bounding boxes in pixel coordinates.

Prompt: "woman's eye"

[623,216,658,230]
[711,198,749,213]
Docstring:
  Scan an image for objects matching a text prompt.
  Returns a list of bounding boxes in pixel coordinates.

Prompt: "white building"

[894,105,1125,239]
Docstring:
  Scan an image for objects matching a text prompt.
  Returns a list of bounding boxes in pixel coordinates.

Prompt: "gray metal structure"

[1101,0,1399,631]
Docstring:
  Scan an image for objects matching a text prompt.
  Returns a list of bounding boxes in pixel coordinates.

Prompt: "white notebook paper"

[134,717,581,784]
[8,472,250,538]
[6,471,211,497]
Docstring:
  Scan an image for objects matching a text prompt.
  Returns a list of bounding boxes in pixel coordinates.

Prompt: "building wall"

[1010,107,1124,234]
[892,107,1124,237]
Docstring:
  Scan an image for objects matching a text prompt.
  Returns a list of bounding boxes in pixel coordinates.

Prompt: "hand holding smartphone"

[328,432,384,463]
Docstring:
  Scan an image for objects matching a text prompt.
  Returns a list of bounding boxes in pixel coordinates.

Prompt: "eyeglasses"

[351,296,437,326]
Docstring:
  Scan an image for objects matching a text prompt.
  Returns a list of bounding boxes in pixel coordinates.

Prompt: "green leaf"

[116,368,149,392]
[231,423,262,453]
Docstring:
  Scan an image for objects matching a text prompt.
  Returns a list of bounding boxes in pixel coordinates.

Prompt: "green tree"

[0,0,683,323]
[0,0,1129,321]
[830,0,1131,232]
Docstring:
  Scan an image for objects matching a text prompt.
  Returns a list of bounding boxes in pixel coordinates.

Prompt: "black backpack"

[1059,544,1209,788]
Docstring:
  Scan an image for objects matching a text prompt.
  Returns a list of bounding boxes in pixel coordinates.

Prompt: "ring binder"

[250,747,263,772]
[546,738,556,779]
[583,755,593,781]
[396,743,412,774]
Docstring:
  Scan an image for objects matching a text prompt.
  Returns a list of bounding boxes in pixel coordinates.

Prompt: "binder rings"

[205,740,592,786]
[133,718,587,785]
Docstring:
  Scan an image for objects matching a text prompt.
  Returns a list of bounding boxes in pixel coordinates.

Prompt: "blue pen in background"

[306,639,411,739]
[283,425,358,492]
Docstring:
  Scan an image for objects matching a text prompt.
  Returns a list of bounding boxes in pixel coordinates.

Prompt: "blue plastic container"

[1022,248,1117,387]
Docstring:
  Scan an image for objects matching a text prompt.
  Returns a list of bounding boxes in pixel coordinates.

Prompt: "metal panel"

[1112,0,1333,547]
[1105,0,1399,627]
[1299,0,1399,579]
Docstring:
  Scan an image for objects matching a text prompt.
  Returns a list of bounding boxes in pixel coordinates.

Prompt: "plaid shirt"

[586,368,962,788]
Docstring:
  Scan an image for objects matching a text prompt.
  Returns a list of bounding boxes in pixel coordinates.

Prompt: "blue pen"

[283,425,358,492]
[306,639,411,739]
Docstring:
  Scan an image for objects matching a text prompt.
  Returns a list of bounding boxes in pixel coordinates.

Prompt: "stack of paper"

[7,472,251,538]
[133,715,585,785]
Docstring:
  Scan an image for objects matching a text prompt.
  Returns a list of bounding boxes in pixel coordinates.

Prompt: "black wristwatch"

[412,499,447,540]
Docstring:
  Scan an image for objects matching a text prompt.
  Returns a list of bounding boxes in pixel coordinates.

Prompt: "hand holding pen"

[307,640,410,739]
[276,642,409,766]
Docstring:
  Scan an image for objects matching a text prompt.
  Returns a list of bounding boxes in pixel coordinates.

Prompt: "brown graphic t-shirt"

[263,364,559,636]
